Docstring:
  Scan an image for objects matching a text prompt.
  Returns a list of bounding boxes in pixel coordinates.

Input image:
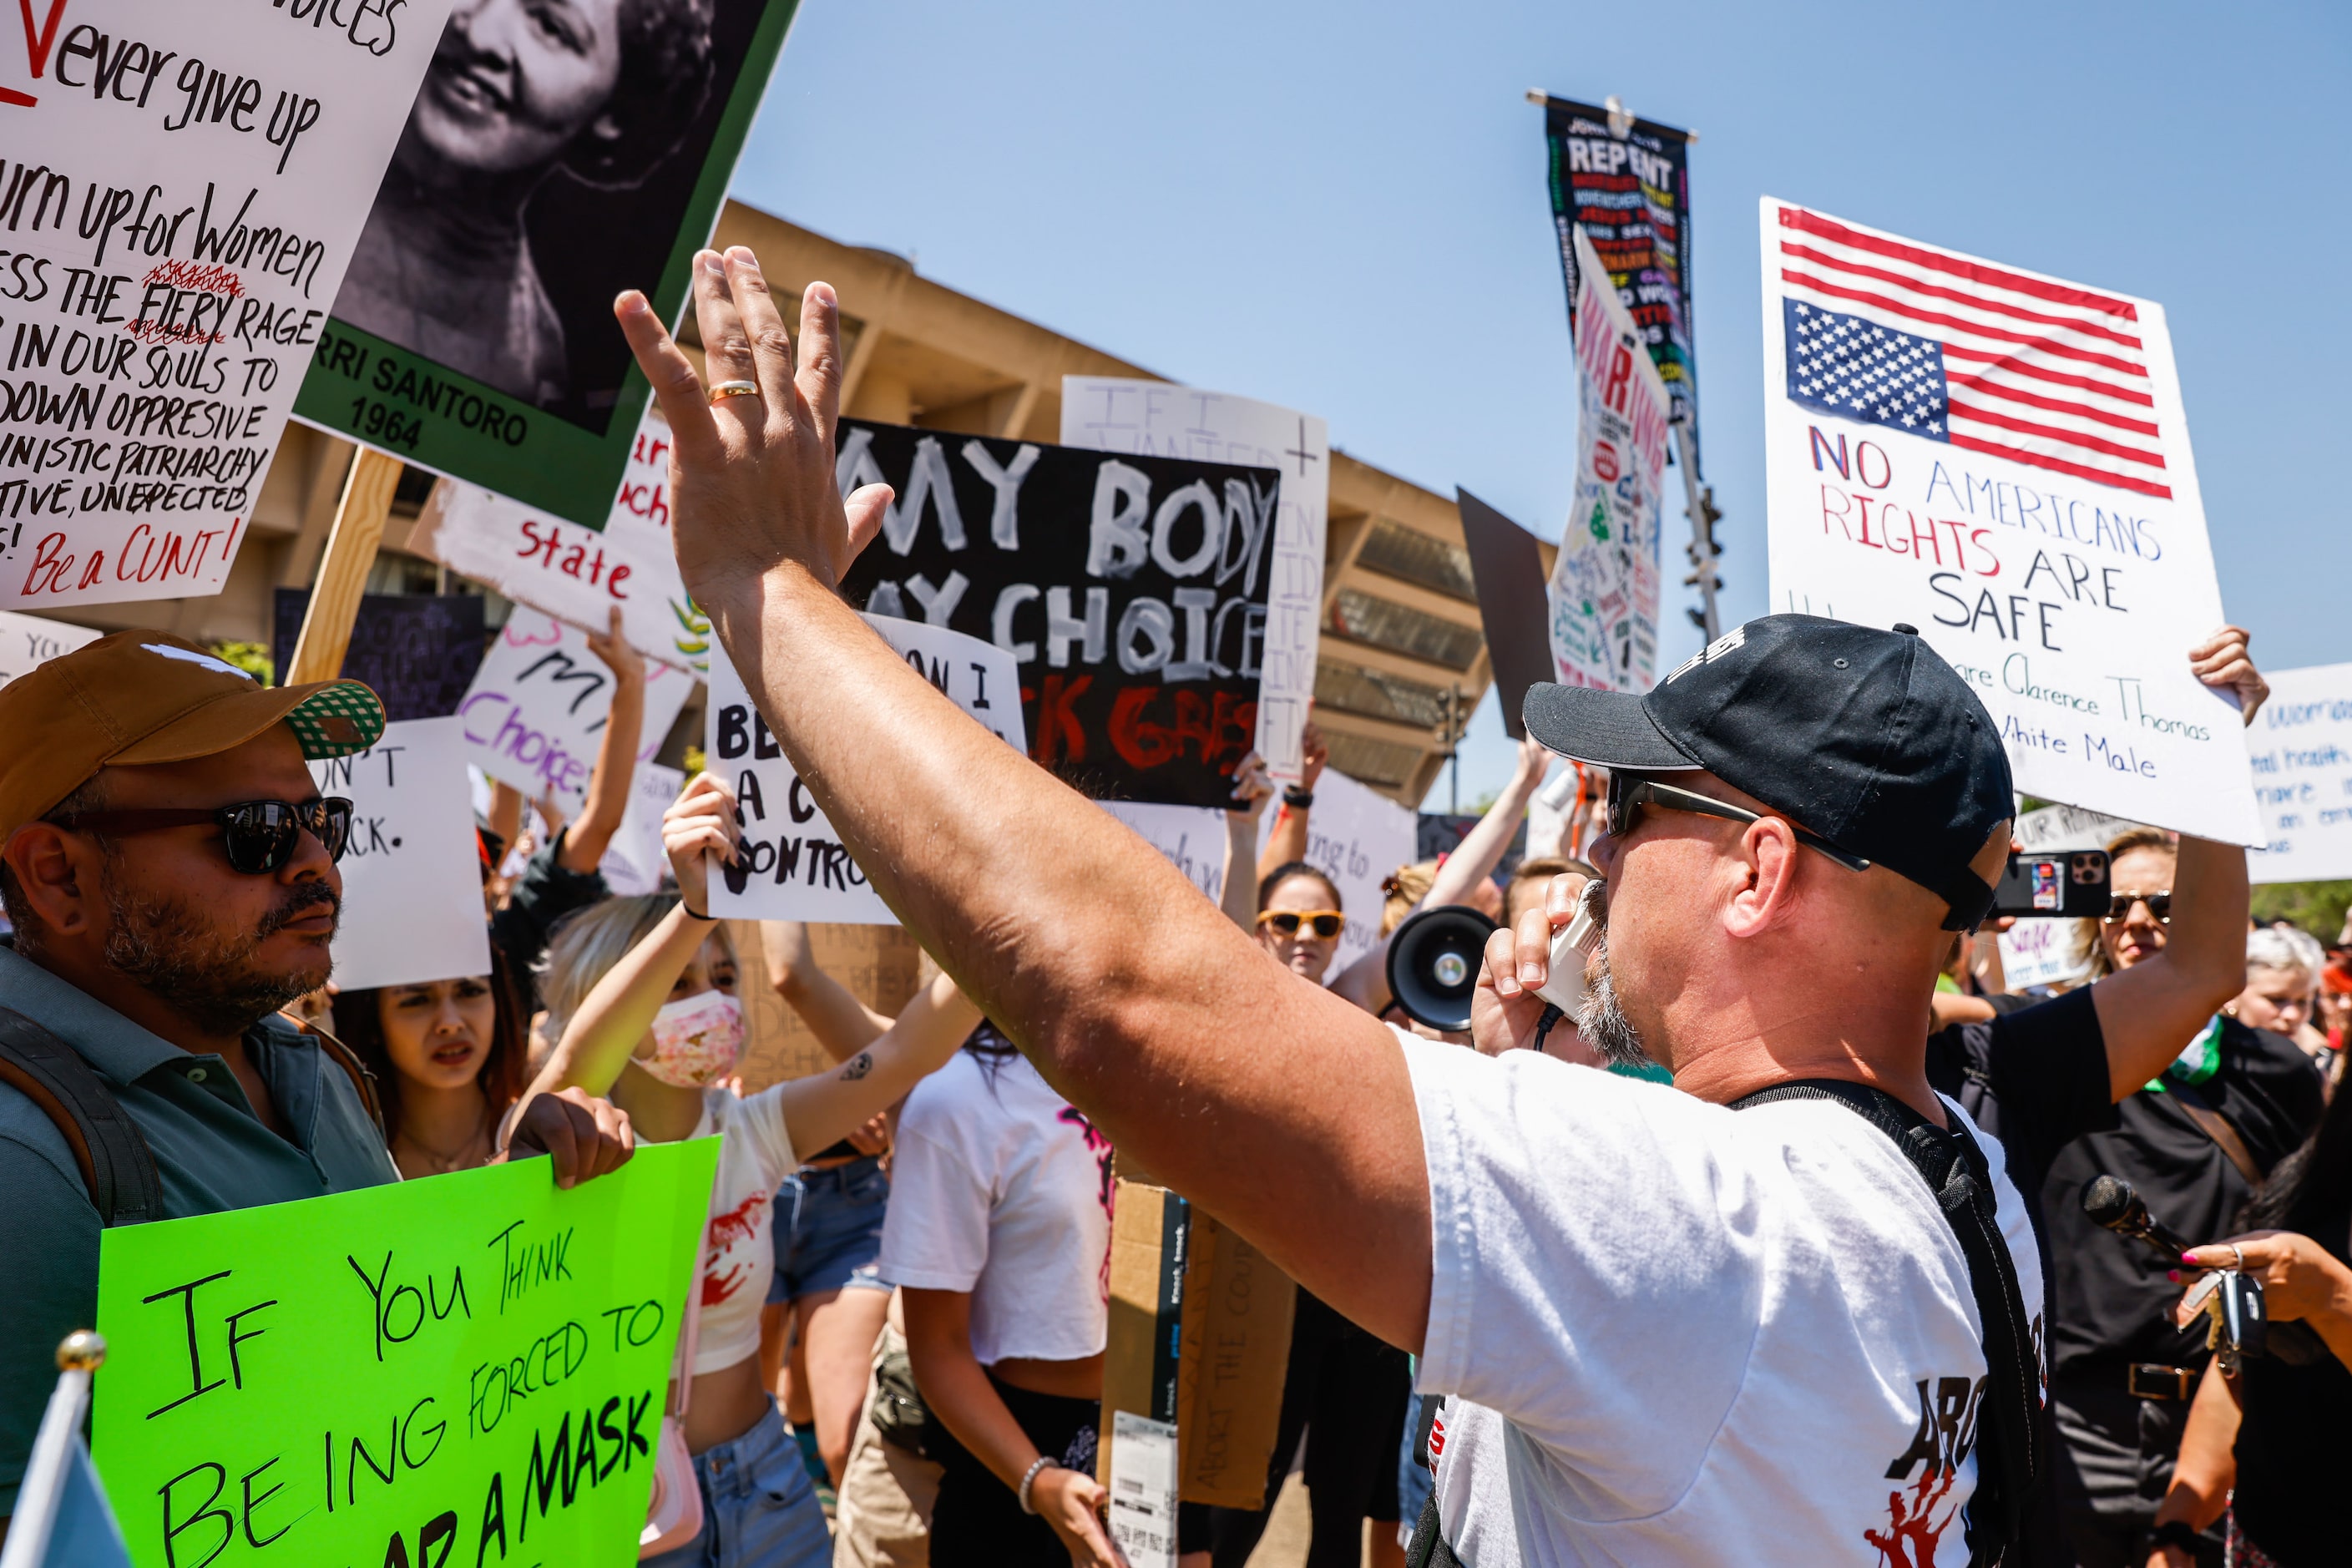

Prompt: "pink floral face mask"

[639,990,745,1088]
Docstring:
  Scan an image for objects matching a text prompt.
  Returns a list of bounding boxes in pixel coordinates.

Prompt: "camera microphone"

[2081,1175,2195,1260]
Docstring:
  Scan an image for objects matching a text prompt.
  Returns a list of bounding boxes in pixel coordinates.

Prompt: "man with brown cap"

[0,629,635,1517]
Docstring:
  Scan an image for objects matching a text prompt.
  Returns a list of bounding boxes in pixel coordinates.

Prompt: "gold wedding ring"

[707,380,761,402]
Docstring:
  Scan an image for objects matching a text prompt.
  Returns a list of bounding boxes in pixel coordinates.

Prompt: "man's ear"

[1722,817,1801,938]
[2,823,99,940]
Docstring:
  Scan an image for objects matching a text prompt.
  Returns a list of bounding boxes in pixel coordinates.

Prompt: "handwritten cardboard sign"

[1102,802,1228,906]
[0,0,457,610]
[411,407,706,674]
[458,611,692,815]
[1997,918,2092,991]
[92,1139,717,1568]
[835,418,1280,809]
[2015,801,2141,854]
[293,1,797,528]
[704,616,1025,922]
[310,716,490,990]
[1062,379,1327,783]
[2245,663,2352,883]
[1760,198,2259,845]
[0,609,100,690]
[271,589,484,722]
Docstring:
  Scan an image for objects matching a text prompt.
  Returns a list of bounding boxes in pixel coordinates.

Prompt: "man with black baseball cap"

[0,630,635,1518]
[599,258,2054,1566]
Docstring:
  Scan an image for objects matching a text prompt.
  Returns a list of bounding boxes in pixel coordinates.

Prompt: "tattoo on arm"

[840,1052,873,1080]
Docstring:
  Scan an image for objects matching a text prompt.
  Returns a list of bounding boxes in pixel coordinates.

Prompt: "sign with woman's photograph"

[291,0,800,526]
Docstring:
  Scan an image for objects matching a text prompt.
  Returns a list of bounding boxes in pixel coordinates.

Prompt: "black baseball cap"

[1522,615,2012,929]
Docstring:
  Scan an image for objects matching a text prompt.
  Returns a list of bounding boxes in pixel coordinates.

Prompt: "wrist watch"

[1282,786,1314,809]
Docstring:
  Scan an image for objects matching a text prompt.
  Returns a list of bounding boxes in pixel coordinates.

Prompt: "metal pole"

[1672,418,1721,642]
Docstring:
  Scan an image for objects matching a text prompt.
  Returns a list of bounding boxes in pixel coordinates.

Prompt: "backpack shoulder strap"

[1732,1079,2040,1567]
[2165,1081,2262,1186]
[300,1023,386,1139]
[0,1004,162,1227]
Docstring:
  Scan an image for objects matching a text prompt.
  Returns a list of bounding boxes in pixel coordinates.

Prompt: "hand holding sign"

[662,771,743,915]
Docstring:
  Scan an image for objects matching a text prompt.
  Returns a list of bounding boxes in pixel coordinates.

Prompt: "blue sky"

[731,0,2351,810]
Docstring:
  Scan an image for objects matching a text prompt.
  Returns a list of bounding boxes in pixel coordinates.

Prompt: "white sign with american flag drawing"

[1760,198,2260,846]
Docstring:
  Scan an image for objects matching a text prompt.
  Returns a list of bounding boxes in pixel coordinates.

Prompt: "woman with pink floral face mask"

[518,772,979,1568]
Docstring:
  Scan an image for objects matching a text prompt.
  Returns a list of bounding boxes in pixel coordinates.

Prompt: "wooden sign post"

[285,446,406,685]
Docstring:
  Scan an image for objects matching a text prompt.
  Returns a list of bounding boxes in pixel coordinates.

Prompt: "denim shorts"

[766,1153,891,1306]
[642,1397,832,1568]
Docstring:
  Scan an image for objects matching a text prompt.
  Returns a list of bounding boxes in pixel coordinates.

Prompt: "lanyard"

[2143,1014,2224,1095]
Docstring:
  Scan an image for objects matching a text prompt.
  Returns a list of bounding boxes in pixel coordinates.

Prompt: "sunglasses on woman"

[1257,909,1345,938]
[56,797,356,874]
[2104,890,2172,924]
[1606,772,1870,873]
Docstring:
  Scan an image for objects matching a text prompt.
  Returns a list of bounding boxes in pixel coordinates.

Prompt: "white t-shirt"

[1405,1036,2045,1567]
[878,1048,1115,1367]
[685,1084,801,1377]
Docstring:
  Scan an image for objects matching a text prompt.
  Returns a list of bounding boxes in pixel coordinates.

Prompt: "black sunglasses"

[2104,890,2172,925]
[1606,772,1872,873]
[57,797,355,874]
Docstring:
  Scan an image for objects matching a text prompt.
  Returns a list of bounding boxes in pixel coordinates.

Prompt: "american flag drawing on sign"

[1773,205,2170,500]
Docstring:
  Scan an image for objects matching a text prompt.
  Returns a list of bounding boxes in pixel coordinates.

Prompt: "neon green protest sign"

[92,1140,719,1568]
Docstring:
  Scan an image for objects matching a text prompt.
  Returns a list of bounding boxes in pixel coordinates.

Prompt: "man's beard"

[1571,880,1659,1071]
[102,877,339,1036]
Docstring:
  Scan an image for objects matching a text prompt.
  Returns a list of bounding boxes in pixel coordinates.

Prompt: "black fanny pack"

[1406,1079,2041,1568]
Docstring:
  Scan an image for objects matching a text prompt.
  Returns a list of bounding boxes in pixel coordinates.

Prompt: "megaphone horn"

[1384,905,1500,1033]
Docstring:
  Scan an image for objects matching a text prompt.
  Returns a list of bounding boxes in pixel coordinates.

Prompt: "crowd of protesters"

[3,255,2352,1568]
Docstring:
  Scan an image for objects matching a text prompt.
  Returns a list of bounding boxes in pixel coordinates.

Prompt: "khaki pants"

[833,1315,942,1568]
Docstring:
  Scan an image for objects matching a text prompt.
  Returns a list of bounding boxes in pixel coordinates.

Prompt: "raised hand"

[612,250,893,601]
[1228,750,1275,821]
[663,771,740,914]
[2188,624,2268,726]
[584,604,645,687]
[1300,715,1328,791]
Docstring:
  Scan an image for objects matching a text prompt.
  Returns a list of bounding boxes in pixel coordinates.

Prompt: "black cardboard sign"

[835,419,1281,808]
[271,589,483,721]
[1457,488,1554,741]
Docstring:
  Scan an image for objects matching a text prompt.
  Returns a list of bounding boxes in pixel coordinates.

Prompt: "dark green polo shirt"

[0,945,397,1510]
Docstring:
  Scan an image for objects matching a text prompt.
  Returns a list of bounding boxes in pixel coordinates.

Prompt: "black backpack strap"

[0,1004,161,1227]
[1734,1080,2039,1565]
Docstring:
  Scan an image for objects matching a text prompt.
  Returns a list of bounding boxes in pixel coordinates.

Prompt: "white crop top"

[682,1083,800,1377]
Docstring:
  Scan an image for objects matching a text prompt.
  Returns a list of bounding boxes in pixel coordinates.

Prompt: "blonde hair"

[538,895,734,1040]
[1382,861,1436,937]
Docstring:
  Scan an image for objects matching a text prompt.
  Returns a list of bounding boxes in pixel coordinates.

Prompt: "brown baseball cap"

[0,630,387,837]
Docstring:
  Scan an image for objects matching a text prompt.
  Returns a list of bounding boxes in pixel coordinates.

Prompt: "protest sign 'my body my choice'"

[94,1141,719,1568]
[0,0,457,610]
[1061,379,1327,785]
[1760,200,2260,845]
[836,418,1281,810]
